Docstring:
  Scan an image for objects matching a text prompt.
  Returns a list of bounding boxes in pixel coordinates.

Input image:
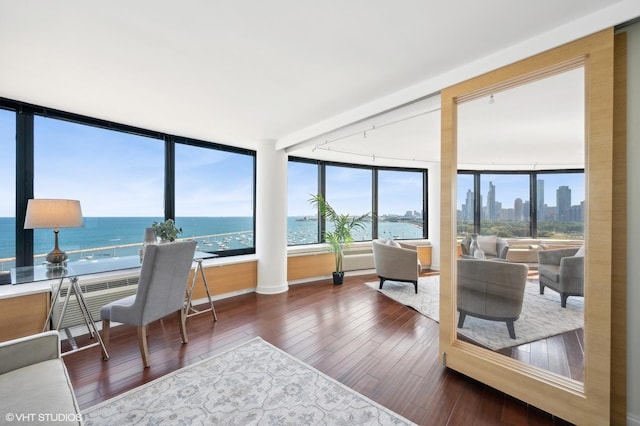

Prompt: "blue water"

[0,216,423,268]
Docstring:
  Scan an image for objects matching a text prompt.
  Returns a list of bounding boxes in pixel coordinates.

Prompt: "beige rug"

[82,337,415,425]
[366,276,584,350]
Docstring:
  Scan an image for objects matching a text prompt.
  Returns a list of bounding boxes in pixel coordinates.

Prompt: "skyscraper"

[557,185,572,221]
[537,179,545,220]
[487,181,496,221]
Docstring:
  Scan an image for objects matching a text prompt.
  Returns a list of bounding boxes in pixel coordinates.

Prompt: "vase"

[332,271,344,285]
[469,233,479,257]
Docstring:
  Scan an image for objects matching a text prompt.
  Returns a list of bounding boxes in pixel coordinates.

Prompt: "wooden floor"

[63,272,576,425]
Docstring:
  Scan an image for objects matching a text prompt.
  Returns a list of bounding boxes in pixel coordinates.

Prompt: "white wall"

[625,21,640,426]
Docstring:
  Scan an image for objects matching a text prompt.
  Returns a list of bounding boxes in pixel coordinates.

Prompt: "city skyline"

[458,174,585,222]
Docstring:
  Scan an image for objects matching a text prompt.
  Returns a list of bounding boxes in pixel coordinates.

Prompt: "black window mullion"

[15,110,34,267]
[164,136,175,220]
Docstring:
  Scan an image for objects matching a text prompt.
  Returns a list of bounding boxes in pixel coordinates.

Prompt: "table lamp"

[24,199,84,265]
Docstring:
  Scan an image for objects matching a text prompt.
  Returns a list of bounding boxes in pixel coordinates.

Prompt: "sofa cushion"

[0,359,81,425]
[575,246,585,257]
[478,235,498,257]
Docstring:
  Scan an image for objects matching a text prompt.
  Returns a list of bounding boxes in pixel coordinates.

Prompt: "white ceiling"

[0,1,638,168]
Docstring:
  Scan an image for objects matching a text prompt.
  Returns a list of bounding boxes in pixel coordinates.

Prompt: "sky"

[0,111,254,217]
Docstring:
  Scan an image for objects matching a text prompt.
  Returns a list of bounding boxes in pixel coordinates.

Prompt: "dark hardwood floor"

[63,272,576,425]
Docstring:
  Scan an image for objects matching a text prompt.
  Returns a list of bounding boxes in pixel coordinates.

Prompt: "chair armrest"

[560,255,584,281]
[537,248,579,265]
[497,239,510,259]
[0,331,60,375]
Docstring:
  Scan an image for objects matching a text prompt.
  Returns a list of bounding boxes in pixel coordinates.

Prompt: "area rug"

[82,337,415,426]
[365,276,584,350]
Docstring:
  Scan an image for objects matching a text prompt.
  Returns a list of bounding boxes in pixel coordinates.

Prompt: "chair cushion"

[386,239,401,247]
[478,235,498,257]
[100,294,136,321]
[539,263,561,284]
[575,246,585,257]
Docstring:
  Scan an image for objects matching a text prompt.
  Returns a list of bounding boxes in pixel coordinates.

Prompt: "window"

[0,109,15,269]
[287,160,319,245]
[34,116,165,261]
[457,173,475,236]
[480,173,530,237]
[536,172,585,238]
[325,165,373,241]
[457,170,584,239]
[378,169,424,240]
[175,142,255,253]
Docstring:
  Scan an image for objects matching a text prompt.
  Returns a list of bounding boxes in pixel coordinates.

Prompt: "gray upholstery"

[100,240,197,367]
[457,258,528,339]
[537,247,583,307]
[460,235,510,260]
[0,331,81,425]
[372,239,420,293]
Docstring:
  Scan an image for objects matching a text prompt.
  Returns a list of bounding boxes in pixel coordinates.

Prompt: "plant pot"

[332,271,344,285]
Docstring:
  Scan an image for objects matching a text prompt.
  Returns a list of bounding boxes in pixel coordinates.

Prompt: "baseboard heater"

[51,274,139,330]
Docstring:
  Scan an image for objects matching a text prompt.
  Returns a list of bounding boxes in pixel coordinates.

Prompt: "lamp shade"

[24,199,84,229]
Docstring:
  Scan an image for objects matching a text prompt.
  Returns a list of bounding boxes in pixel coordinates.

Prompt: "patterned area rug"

[366,276,584,350]
[82,337,415,425]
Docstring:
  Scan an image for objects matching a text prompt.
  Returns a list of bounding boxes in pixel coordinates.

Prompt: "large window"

[2,98,257,267]
[536,172,585,238]
[480,173,530,237]
[34,116,164,261]
[287,158,428,245]
[287,160,320,244]
[325,165,373,241]
[378,169,424,240]
[0,109,15,270]
[458,170,584,239]
[175,142,255,253]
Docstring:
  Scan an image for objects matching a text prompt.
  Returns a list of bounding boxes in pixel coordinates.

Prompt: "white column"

[255,139,289,294]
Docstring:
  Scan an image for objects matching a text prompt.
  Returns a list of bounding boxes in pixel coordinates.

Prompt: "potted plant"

[309,194,370,285]
[151,218,182,242]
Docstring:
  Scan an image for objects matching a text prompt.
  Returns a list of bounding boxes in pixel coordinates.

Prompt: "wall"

[625,21,640,426]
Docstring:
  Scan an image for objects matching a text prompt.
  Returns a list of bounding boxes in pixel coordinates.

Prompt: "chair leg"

[413,280,418,294]
[539,282,545,295]
[137,325,150,368]
[506,321,516,339]
[101,319,110,360]
[379,277,385,290]
[177,310,188,344]
[457,312,466,328]
[561,293,568,308]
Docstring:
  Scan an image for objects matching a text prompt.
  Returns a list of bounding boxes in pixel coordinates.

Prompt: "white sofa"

[0,331,82,425]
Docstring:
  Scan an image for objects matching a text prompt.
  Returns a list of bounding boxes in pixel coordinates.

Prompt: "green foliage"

[151,218,182,242]
[309,194,371,272]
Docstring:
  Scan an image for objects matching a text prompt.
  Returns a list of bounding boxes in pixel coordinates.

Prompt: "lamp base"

[46,249,68,265]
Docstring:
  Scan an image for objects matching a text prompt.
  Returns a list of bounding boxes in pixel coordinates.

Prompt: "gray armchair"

[460,235,509,260]
[457,258,528,339]
[100,240,197,367]
[537,247,583,307]
[372,239,420,293]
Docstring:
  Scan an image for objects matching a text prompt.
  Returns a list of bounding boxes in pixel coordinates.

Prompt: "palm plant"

[309,194,370,282]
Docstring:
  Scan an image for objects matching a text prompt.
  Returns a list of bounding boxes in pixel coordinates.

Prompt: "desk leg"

[43,277,65,332]
[185,259,217,321]
[44,276,109,358]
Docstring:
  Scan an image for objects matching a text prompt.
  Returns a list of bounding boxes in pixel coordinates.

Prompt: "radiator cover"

[51,274,139,329]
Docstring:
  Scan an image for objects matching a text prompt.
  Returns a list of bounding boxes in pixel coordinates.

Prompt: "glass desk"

[10,251,217,357]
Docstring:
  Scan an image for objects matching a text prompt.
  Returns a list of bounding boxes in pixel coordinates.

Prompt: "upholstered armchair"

[537,247,584,307]
[460,235,509,260]
[457,258,528,339]
[372,239,420,293]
